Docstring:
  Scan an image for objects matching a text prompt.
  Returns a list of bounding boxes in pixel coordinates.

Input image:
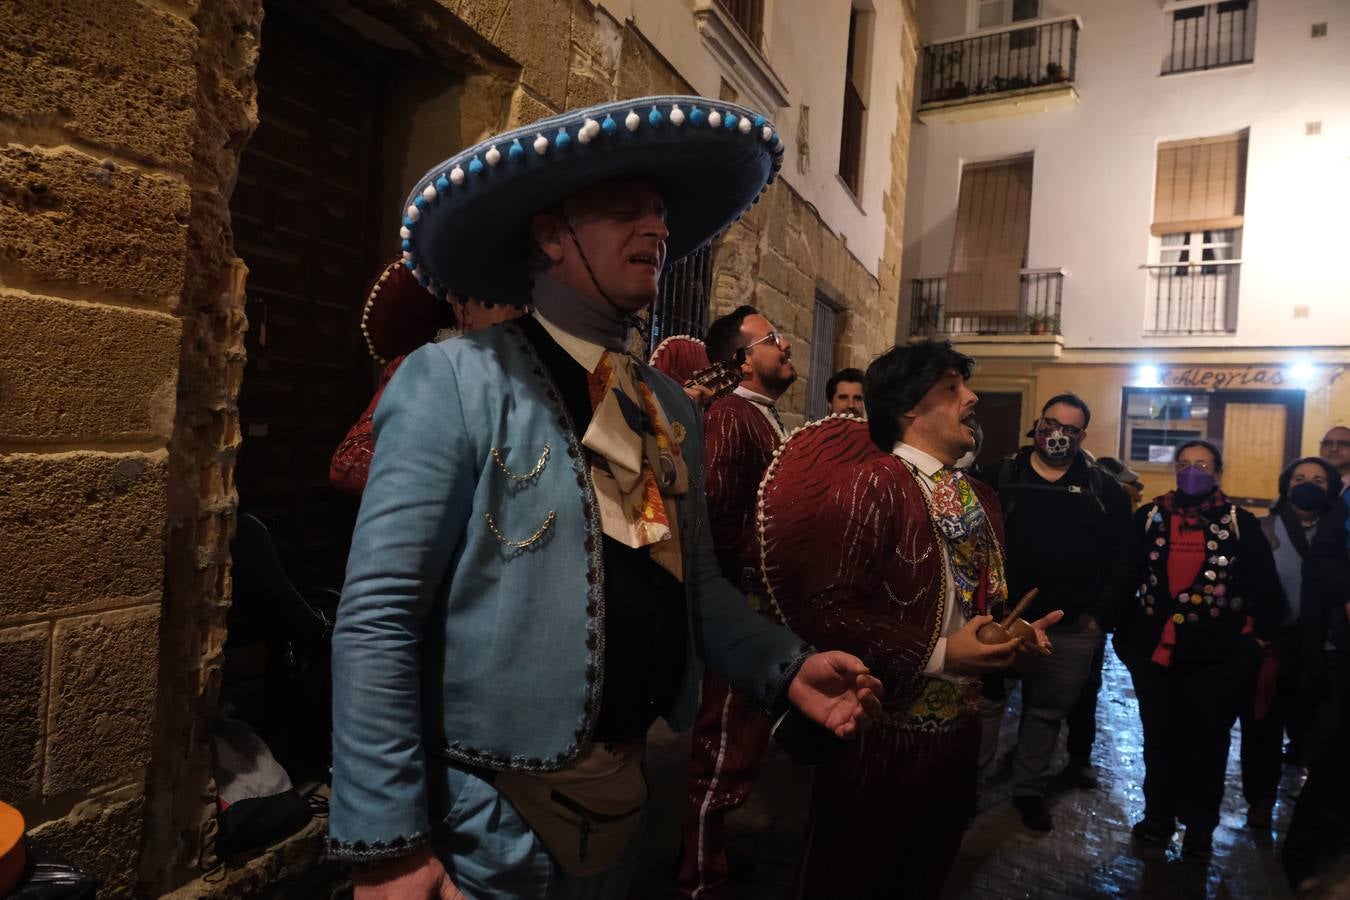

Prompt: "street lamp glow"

[1287,362,1316,385]
[1136,365,1161,388]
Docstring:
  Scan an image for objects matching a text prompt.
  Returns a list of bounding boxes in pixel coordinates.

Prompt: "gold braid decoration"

[484,510,556,549]
[491,443,550,481]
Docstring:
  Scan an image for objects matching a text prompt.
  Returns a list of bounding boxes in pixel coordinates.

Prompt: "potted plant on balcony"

[1046,61,1070,83]
[914,298,943,336]
[932,48,964,100]
[1025,311,1057,335]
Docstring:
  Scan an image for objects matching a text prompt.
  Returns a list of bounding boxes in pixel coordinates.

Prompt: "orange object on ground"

[0,800,27,896]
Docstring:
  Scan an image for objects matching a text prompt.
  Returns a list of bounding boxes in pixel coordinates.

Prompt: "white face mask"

[955,450,977,470]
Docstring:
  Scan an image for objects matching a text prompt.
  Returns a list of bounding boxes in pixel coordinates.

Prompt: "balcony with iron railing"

[1143,260,1240,335]
[918,16,1080,123]
[1162,0,1255,76]
[909,270,1064,343]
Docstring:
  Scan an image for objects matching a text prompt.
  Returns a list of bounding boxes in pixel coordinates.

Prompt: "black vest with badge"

[1132,500,1249,663]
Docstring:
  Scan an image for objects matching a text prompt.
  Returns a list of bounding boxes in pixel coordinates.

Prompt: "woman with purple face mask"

[1113,440,1282,859]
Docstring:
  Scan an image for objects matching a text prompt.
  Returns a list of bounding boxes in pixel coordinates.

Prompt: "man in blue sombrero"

[325,97,883,899]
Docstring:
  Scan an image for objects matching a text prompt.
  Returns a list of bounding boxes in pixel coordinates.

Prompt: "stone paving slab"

[632,653,1303,899]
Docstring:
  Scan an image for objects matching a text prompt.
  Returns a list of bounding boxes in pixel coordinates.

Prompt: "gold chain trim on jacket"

[484,510,556,549]
[491,443,550,481]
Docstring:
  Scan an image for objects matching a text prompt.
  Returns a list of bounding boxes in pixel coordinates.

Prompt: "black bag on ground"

[212,715,312,857]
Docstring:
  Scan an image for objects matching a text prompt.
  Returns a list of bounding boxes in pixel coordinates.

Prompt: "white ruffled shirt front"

[891,441,969,679]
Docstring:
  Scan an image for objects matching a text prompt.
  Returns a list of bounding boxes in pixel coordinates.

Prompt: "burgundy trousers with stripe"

[675,669,774,899]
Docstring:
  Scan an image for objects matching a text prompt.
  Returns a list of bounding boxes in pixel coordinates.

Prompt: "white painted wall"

[903,0,1350,348]
[601,0,909,277]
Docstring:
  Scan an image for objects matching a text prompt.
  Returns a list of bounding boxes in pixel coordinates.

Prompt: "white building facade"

[902,0,1350,502]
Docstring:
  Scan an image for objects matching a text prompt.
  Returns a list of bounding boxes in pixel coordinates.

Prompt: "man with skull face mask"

[976,393,1135,832]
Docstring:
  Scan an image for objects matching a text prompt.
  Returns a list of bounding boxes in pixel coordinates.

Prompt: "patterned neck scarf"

[583,351,688,581]
[925,466,1007,618]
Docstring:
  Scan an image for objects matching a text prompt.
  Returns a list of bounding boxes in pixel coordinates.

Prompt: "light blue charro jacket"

[326,321,811,861]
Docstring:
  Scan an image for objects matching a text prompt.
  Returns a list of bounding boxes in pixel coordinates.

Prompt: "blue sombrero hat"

[398,96,784,307]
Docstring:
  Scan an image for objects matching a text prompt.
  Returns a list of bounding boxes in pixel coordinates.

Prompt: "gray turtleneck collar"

[529,274,633,353]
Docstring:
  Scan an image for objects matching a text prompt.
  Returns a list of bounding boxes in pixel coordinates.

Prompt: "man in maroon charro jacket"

[760,340,1062,899]
[676,304,796,899]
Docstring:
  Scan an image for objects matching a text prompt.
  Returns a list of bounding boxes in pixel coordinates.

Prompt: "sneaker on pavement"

[1013,795,1053,832]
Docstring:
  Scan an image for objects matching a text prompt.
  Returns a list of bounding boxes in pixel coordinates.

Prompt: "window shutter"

[1152,131,1247,236]
[945,157,1033,316]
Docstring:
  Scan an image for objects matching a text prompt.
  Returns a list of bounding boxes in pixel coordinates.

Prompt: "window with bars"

[1146,131,1247,334]
[648,245,714,346]
[806,295,841,421]
[1162,0,1256,75]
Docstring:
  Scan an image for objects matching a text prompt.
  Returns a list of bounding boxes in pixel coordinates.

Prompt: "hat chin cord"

[562,216,651,341]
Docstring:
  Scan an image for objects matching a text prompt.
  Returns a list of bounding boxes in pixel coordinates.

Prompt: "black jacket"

[979,448,1136,630]
[1262,500,1350,668]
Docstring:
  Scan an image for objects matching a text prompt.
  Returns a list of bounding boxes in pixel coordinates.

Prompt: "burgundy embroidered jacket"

[796,454,1005,705]
[703,393,781,589]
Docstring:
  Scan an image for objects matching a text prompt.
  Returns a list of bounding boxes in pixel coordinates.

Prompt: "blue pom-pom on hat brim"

[402,95,781,307]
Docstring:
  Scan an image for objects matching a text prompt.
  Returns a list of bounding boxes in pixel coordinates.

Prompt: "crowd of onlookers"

[964,405,1350,892]
[803,372,1350,888]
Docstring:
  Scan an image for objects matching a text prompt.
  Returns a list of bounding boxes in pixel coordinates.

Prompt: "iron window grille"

[649,244,714,346]
[1162,0,1256,75]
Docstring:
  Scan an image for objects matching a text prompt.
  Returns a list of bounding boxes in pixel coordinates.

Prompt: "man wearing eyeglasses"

[1320,426,1350,498]
[676,304,796,899]
[977,393,1135,832]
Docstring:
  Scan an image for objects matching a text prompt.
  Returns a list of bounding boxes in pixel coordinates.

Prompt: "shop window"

[1123,389,1210,465]
[1121,386,1303,505]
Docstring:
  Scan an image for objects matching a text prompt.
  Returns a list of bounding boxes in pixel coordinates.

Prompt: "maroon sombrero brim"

[648,335,711,384]
[758,415,885,628]
[361,260,453,364]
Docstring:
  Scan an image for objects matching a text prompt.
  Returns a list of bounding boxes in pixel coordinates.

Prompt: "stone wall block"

[785,225,816,274]
[0,145,190,305]
[753,283,790,330]
[0,291,181,443]
[494,0,572,109]
[507,86,557,129]
[565,67,616,110]
[570,0,622,78]
[763,183,789,251]
[0,0,197,170]
[0,452,167,624]
[0,622,50,801]
[45,605,161,795]
[29,794,144,898]
[615,28,655,99]
[451,0,512,38]
[758,249,792,294]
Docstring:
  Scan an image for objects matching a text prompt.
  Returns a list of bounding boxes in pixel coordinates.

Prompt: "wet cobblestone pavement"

[631,652,1304,899]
